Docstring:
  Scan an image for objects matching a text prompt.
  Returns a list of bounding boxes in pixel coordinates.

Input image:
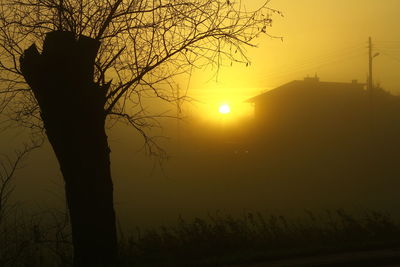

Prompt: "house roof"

[246,77,366,103]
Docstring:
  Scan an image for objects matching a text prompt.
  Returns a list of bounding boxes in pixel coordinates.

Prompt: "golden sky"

[186,0,400,119]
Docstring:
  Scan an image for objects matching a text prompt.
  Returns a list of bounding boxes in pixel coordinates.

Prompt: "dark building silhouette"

[248,76,365,112]
[240,76,400,208]
[246,76,400,139]
[247,76,368,134]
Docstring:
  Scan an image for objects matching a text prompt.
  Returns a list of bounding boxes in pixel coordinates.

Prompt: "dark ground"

[230,247,400,266]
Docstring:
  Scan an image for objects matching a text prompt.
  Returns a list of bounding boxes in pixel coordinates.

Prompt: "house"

[248,76,366,120]
[242,77,400,199]
[245,75,400,159]
[246,76,376,135]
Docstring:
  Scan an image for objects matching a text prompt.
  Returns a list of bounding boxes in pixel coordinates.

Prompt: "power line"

[261,43,365,76]
[256,48,365,83]
[379,51,400,64]
[373,40,400,52]
[375,48,400,55]
[374,40,400,44]
[257,39,400,85]
[374,40,400,63]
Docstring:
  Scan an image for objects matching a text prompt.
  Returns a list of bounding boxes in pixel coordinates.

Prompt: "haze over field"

[2,0,400,230]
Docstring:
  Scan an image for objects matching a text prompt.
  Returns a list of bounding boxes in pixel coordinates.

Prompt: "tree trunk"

[20,31,117,267]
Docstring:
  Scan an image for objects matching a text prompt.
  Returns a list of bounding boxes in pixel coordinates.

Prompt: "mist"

[7,80,400,231]
[2,1,400,265]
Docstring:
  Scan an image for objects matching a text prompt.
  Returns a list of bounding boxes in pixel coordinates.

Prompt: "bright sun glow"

[219,104,231,114]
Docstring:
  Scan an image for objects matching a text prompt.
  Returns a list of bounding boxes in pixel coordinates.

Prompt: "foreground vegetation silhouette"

[1,209,400,266]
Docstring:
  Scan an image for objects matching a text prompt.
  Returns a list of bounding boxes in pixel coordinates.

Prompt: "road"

[231,247,400,266]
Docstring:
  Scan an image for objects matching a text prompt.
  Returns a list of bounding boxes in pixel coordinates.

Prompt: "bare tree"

[0,0,279,266]
[0,142,40,224]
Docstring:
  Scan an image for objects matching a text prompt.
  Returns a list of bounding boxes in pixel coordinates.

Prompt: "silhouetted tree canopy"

[0,2,280,266]
[0,0,279,153]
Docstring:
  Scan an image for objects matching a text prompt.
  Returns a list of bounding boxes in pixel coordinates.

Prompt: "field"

[2,210,400,266]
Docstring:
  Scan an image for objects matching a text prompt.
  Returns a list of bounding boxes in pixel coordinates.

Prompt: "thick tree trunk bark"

[20,31,117,267]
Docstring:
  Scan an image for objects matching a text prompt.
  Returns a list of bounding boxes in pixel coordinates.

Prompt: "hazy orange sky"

[186,0,400,119]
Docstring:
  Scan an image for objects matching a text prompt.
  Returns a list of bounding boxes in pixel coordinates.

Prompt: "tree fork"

[20,31,117,267]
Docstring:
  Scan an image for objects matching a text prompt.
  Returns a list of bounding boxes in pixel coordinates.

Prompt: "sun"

[219,104,231,114]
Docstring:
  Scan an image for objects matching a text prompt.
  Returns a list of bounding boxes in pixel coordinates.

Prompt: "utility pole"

[367,36,380,133]
[368,37,373,94]
[367,37,380,170]
[368,37,380,99]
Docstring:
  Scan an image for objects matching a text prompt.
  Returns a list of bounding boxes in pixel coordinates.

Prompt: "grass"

[0,210,72,267]
[119,209,400,266]
[2,210,400,266]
